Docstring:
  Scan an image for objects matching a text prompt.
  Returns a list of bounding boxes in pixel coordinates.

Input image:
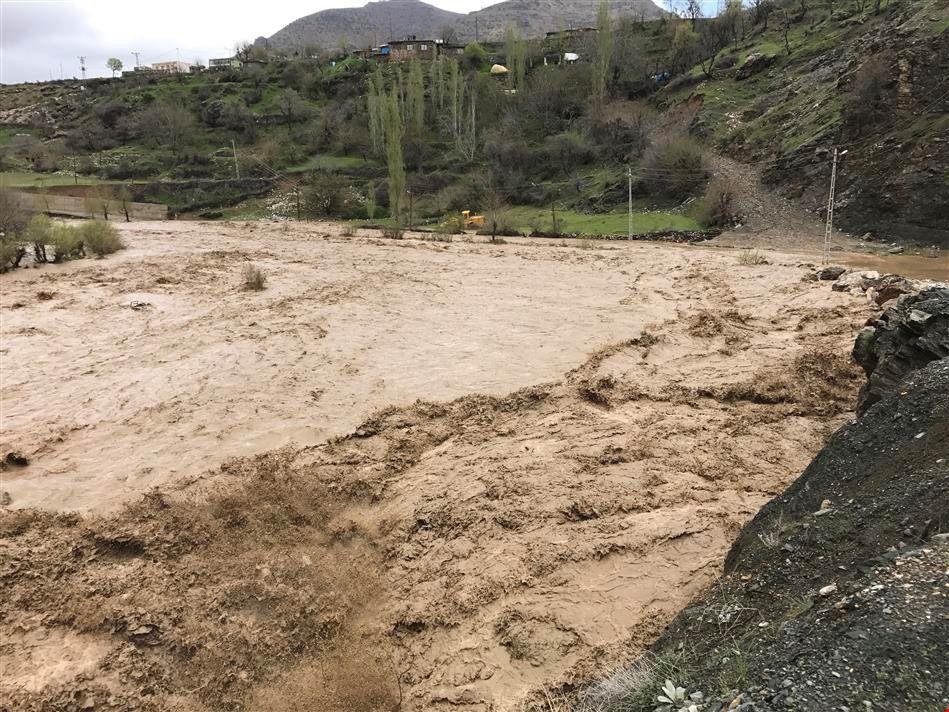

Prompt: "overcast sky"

[0,0,712,85]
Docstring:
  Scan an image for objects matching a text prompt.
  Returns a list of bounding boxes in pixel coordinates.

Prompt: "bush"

[380,226,404,240]
[642,135,707,197]
[241,264,267,291]
[0,237,26,272]
[24,214,54,263]
[738,249,769,265]
[81,220,125,256]
[697,178,741,227]
[50,224,85,262]
[0,189,29,242]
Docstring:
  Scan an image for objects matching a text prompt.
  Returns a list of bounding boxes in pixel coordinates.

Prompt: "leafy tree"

[0,188,30,270]
[721,0,745,50]
[382,87,406,220]
[106,57,123,77]
[593,0,614,107]
[671,21,699,73]
[504,24,527,91]
[406,60,425,134]
[367,66,386,154]
[463,42,487,70]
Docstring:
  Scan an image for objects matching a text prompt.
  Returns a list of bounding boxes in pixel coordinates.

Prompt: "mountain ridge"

[258,0,667,52]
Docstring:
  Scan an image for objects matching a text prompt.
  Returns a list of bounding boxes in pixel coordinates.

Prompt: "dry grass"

[241,263,267,291]
[737,249,769,266]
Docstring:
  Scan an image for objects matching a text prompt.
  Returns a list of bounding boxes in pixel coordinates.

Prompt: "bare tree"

[685,0,703,29]
[234,41,253,62]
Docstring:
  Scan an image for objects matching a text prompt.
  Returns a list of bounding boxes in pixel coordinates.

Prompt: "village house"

[209,57,243,70]
[151,60,191,74]
[358,39,466,63]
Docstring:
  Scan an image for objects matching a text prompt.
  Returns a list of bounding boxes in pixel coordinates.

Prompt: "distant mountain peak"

[260,0,666,52]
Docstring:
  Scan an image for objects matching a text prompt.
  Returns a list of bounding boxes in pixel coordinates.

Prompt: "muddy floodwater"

[0,220,933,710]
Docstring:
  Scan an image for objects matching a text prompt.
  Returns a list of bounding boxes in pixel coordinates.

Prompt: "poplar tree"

[448,59,462,144]
[593,0,614,107]
[406,60,425,133]
[383,87,406,221]
[504,25,527,90]
[367,66,386,154]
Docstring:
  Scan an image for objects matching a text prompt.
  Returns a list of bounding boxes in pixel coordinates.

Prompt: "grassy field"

[506,207,700,235]
[0,171,104,188]
[287,154,375,173]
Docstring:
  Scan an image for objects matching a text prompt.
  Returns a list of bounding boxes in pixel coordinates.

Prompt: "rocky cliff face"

[853,286,949,413]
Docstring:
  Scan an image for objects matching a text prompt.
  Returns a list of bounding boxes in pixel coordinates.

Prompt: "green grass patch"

[0,171,105,188]
[287,154,374,173]
[506,206,700,235]
[0,127,30,147]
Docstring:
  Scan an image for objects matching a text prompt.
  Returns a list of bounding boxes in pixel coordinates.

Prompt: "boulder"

[817,265,846,280]
[735,53,776,80]
[831,270,880,293]
[866,273,916,306]
[852,286,949,414]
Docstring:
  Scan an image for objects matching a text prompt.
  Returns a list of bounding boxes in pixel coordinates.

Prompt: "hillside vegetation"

[0,0,945,245]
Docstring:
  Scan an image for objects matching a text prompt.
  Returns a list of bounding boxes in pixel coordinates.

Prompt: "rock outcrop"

[852,286,949,413]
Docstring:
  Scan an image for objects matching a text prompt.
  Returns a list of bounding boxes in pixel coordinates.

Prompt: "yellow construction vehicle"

[462,210,485,228]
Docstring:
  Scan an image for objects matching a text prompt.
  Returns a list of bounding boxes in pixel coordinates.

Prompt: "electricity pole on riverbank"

[627,166,633,240]
[822,148,846,265]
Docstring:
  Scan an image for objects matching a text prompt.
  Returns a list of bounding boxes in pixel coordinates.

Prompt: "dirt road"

[0,221,888,710]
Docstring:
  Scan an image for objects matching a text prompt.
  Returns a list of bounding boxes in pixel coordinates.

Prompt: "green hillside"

[0,0,945,242]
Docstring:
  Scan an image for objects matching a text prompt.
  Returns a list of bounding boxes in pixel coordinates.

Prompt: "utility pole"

[231,140,240,179]
[627,166,633,241]
[78,56,86,81]
[131,51,141,68]
[822,148,846,264]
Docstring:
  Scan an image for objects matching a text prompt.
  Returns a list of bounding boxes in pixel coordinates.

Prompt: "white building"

[151,60,190,74]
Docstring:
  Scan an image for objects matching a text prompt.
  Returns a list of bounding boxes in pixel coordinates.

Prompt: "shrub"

[737,249,769,265]
[50,224,85,262]
[642,135,707,197]
[80,220,125,256]
[365,182,377,220]
[24,214,54,263]
[0,189,29,243]
[380,226,404,240]
[241,264,266,290]
[0,237,26,272]
[697,178,741,227]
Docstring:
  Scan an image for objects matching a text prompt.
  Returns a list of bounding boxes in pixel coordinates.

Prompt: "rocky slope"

[579,287,949,711]
[660,0,949,246]
[258,0,462,52]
